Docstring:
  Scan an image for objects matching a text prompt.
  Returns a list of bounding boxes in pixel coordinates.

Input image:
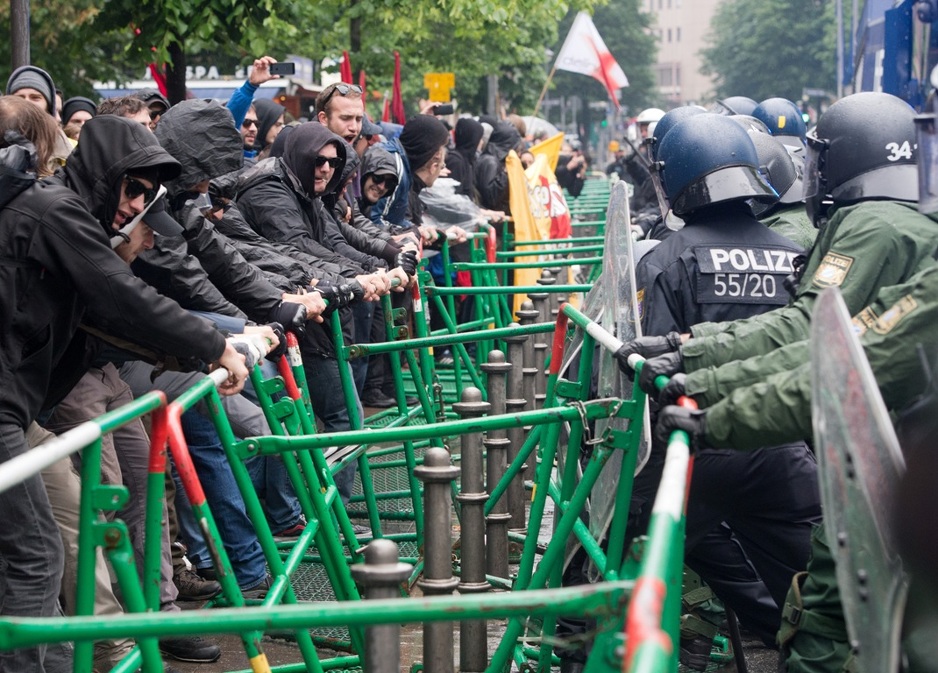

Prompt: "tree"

[700,0,835,103]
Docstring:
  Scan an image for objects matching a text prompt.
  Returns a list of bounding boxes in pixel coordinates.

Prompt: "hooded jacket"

[0,116,226,427]
[474,120,521,211]
[369,136,413,230]
[132,99,286,322]
[446,118,484,202]
[236,122,361,357]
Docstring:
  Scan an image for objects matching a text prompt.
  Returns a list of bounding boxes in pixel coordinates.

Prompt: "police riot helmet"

[729,114,772,136]
[752,97,807,147]
[914,91,938,214]
[748,132,801,215]
[710,96,758,116]
[658,114,778,217]
[647,106,706,161]
[635,107,665,138]
[804,92,918,225]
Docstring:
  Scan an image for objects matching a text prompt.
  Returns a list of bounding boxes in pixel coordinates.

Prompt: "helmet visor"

[916,112,938,214]
[672,165,777,217]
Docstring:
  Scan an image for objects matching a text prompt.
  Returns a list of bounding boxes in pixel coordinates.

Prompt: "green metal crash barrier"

[0,298,695,673]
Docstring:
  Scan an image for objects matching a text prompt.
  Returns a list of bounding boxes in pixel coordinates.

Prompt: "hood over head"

[361,145,398,186]
[484,121,523,163]
[64,115,181,232]
[254,98,286,152]
[399,114,449,170]
[154,99,242,196]
[270,124,294,159]
[336,137,361,187]
[454,117,484,154]
[281,121,347,197]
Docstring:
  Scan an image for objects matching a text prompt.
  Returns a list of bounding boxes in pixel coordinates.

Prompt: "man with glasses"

[241,105,260,161]
[133,88,170,131]
[317,82,364,145]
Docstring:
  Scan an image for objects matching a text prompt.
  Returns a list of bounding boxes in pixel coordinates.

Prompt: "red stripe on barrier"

[549,305,570,375]
[624,575,671,670]
[486,228,497,264]
[286,332,299,349]
[147,394,169,474]
[165,402,207,507]
[277,354,302,401]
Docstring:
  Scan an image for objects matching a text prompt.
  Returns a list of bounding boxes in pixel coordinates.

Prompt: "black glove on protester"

[395,249,419,277]
[318,281,365,314]
[638,351,684,396]
[657,372,687,407]
[654,405,708,452]
[268,302,308,339]
[265,322,288,361]
[614,332,683,374]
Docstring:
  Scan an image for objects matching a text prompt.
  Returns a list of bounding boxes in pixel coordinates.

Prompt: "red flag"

[554,12,629,109]
[359,69,367,105]
[340,51,353,84]
[382,95,391,123]
[147,63,169,98]
[392,51,406,124]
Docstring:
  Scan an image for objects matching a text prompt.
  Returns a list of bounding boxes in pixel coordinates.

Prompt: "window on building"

[676,27,681,42]
[667,28,672,42]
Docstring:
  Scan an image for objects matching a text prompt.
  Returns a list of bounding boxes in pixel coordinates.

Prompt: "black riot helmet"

[747,132,802,216]
[658,114,778,217]
[804,92,918,226]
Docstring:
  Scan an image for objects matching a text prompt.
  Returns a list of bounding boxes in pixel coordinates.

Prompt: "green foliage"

[700,0,835,103]
[549,0,659,117]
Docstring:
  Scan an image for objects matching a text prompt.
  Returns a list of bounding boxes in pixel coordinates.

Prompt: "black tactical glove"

[264,322,288,361]
[319,281,365,312]
[654,405,708,452]
[657,372,687,407]
[395,249,419,277]
[614,332,683,374]
[268,302,308,340]
[638,351,685,396]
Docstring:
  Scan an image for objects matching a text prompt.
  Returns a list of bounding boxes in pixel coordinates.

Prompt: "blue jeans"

[172,411,267,588]
[303,357,363,504]
[0,423,69,672]
[350,301,375,393]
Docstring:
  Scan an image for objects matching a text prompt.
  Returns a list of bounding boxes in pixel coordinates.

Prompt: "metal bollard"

[452,387,492,673]
[502,325,528,531]
[516,301,540,483]
[529,291,550,409]
[415,447,460,673]
[480,353,512,580]
[538,270,560,332]
[350,540,413,673]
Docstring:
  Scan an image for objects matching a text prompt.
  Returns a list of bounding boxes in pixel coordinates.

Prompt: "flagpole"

[533,63,558,120]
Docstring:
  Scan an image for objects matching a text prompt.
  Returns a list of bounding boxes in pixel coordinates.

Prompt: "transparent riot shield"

[810,288,908,673]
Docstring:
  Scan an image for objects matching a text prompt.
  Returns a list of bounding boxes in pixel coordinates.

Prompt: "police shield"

[589,180,651,546]
[810,288,908,673]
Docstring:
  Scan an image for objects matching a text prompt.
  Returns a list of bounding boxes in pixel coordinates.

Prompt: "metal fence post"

[452,387,492,672]
[529,292,550,409]
[350,540,413,673]
[516,301,540,483]
[415,447,460,673]
[479,353,511,580]
[501,324,528,532]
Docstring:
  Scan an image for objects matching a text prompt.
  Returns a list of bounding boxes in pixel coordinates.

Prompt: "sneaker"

[242,574,273,600]
[273,516,307,539]
[159,636,221,663]
[173,566,222,602]
[361,389,397,408]
[350,524,372,540]
[679,633,713,671]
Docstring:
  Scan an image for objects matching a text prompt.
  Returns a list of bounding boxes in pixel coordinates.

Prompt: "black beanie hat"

[6,66,57,117]
[62,97,97,125]
[399,114,449,170]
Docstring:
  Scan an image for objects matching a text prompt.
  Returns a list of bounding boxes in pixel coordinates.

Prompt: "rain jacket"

[474,121,521,212]
[0,116,226,427]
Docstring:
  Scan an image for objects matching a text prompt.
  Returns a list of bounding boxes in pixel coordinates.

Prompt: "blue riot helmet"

[709,96,758,116]
[915,92,938,214]
[804,92,917,226]
[752,98,807,148]
[657,114,778,218]
[747,132,802,216]
[728,114,772,136]
[646,105,707,162]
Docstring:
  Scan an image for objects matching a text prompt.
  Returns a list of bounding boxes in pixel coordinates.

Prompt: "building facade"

[643,0,724,106]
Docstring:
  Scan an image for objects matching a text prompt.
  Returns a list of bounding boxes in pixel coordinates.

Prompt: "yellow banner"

[529,132,564,172]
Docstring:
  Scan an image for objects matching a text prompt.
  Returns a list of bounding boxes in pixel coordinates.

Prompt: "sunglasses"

[123,176,159,205]
[315,156,342,169]
[370,174,393,186]
[321,83,364,109]
[242,118,259,129]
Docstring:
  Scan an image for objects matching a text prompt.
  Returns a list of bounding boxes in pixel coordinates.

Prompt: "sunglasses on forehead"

[321,83,363,108]
[123,176,159,205]
[315,156,342,169]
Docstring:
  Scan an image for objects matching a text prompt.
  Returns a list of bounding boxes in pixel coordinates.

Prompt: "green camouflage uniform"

[761,203,818,251]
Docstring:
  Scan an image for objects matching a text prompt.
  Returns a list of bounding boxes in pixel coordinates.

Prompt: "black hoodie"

[0,116,226,427]
[474,120,521,211]
[446,118,484,201]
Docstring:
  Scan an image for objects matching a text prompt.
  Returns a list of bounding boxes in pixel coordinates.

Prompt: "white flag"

[555,12,629,107]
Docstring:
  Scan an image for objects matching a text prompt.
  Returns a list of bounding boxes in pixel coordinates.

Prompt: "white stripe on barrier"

[0,421,102,495]
[651,437,689,520]
[583,320,624,354]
